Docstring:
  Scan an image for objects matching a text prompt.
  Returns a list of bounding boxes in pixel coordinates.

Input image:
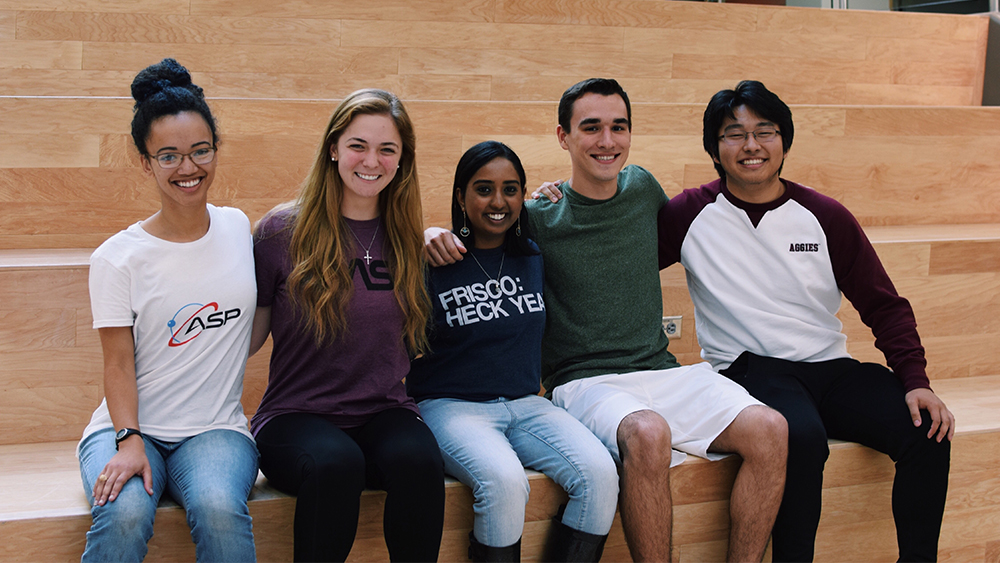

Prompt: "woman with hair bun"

[250,89,444,562]
[77,58,258,562]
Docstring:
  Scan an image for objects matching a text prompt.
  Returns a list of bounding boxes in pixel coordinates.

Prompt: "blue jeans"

[79,428,259,562]
[418,395,619,547]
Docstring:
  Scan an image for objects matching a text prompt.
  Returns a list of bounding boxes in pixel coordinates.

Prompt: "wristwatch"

[115,428,142,450]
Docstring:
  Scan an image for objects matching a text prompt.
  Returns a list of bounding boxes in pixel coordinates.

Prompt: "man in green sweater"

[426,78,788,562]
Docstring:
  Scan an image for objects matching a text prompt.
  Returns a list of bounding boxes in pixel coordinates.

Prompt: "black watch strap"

[115,427,142,450]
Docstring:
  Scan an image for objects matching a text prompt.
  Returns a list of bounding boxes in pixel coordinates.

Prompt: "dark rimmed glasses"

[719,128,781,146]
[151,147,217,169]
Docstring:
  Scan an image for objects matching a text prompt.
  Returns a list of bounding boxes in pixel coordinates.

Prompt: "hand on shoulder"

[424,227,465,266]
[530,179,565,203]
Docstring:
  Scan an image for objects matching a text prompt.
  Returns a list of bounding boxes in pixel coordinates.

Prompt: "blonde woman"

[250,89,443,562]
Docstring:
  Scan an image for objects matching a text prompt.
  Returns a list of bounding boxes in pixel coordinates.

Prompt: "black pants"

[722,352,950,562]
[255,408,445,562]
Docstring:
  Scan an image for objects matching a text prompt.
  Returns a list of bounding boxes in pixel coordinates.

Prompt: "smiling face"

[459,157,524,249]
[557,92,631,199]
[714,105,787,203]
[330,112,402,219]
[140,111,216,212]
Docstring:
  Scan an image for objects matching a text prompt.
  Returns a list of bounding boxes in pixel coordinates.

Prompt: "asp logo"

[166,302,241,347]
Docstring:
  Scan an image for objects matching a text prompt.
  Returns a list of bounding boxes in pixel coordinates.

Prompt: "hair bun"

[131,58,200,104]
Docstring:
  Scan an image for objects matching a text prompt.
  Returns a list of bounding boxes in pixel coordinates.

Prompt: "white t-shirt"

[81,205,256,445]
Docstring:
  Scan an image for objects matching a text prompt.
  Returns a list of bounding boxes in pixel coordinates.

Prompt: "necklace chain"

[468,247,505,284]
[345,221,379,265]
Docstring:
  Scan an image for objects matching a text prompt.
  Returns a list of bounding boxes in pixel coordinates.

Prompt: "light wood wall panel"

[340,20,624,51]
[495,0,761,29]
[3,99,999,249]
[752,4,985,40]
[189,0,494,21]
[0,10,14,40]
[0,133,100,169]
[0,39,81,69]
[0,1,189,13]
[82,42,401,75]
[0,1,986,105]
[15,11,341,45]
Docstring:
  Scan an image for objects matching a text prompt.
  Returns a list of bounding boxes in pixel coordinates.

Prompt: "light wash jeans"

[78,428,259,562]
[418,394,619,547]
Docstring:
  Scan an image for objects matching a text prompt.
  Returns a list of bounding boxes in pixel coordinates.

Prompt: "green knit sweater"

[526,165,679,394]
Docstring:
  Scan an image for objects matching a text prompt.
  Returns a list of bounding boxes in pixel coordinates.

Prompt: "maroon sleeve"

[791,184,930,392]
[658,180,723,270]
[253,211,293,308]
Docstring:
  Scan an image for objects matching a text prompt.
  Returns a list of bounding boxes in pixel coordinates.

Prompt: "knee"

[302,449,367,495]
[90,488,156,539]
[573,449,620,498]
[617,411,672,468]
[185,488,250,530]
[898,416,952,465]
[786,418,830,467]
[385,442,444,483]
[569,458,620,513]
[750,407,789,456]
[472,465,530,513]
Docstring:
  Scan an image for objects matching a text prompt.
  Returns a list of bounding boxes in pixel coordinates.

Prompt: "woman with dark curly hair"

[78,58,258,562]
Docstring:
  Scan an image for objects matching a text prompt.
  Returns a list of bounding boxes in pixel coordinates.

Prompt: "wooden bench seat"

[1,375,997,562]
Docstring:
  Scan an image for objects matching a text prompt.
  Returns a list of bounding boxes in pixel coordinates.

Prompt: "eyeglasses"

[150,147,216,169]
[719,128,781,146]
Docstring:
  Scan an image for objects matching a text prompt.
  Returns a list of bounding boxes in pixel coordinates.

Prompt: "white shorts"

[551,363,762,466]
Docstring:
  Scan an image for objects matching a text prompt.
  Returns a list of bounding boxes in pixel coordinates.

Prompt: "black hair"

[558,78,632,133]
[130,58,219,156]
[451,141,538,256]
[703,80,793,179]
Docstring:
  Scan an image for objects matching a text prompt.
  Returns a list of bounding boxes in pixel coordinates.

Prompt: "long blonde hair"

[278,89,430,353]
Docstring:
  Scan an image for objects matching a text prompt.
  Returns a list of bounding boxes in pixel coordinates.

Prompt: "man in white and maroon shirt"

[657,80,954,562]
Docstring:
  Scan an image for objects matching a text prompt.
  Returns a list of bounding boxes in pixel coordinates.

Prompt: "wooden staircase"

[0,0,998,560]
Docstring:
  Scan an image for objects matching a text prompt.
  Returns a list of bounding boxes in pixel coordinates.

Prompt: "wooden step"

[0,2,986,105]
[2,98,1000,249]
[1,375,996,562]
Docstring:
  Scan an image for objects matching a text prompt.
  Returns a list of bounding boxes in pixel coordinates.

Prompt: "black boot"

[542,517,608,563]
[468,531,521,562]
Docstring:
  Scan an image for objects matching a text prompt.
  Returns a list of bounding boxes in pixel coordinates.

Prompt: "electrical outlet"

[662,315,682,339]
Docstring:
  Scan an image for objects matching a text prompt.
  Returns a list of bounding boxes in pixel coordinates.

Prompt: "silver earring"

[331,156,337,162]
[459,211,470,237]
[515,217,521,237]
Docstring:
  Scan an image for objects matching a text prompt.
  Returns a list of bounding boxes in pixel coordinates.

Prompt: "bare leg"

[617,410,674,562]
[709,405,788,562]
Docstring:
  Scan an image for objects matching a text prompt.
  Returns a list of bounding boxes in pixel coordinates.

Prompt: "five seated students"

[79,59,951,563]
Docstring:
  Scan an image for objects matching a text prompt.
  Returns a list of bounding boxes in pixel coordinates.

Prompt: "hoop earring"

[515,216,522,237]
[459,210,470,237]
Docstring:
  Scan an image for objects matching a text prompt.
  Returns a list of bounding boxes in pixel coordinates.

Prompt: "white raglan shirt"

[681,190,847,370]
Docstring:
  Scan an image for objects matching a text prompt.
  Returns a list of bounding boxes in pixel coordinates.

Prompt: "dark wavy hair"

[703,80,793,178]
[130,58,219,155]
[451,141,537,257]
[558,78,632,132]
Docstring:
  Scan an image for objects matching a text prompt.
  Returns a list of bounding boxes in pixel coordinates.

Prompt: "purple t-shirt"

[251,209,418,434]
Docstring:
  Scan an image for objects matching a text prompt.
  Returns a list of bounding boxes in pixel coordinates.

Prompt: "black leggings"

[255,408,445,562]
[723,352,950,562]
